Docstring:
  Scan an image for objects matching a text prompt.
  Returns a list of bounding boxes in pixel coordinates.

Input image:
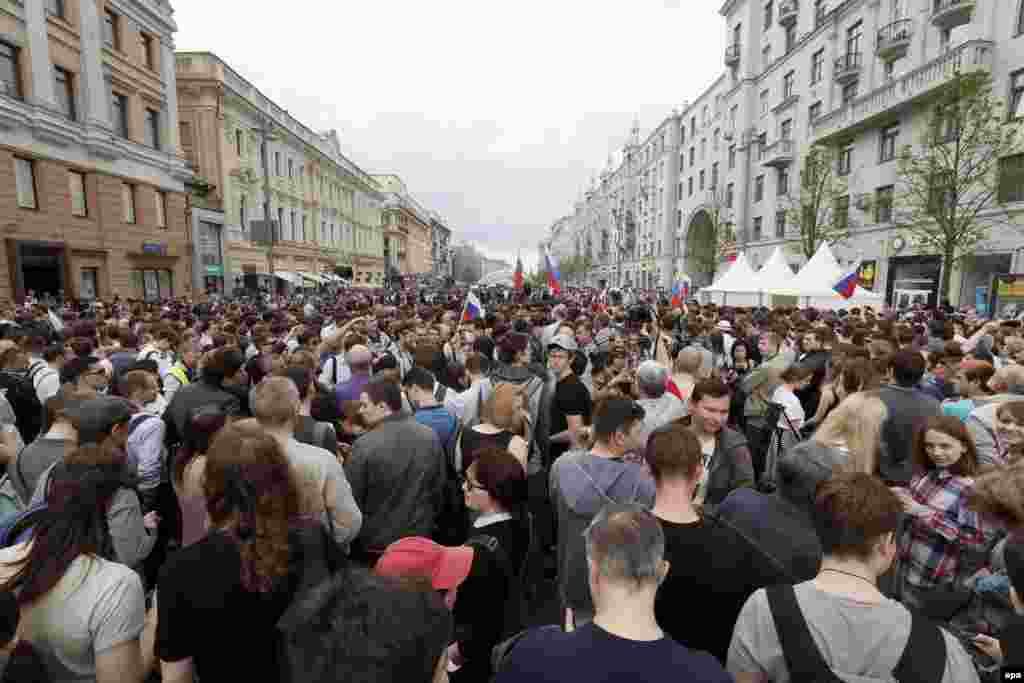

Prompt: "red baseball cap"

[374,537,473,590]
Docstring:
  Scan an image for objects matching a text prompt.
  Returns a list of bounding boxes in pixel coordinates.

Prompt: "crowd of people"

[0,288,1023,681]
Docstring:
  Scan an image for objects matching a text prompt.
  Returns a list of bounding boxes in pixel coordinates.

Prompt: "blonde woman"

[456,383,530,472]
[791,392,889,475]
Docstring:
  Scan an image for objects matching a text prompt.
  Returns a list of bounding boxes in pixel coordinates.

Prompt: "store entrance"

[19,244,65,298]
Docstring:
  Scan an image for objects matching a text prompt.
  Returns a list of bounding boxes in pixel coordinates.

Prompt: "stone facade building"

[0,0,190,302]
[374,174,434,278]
[176,51,386,293]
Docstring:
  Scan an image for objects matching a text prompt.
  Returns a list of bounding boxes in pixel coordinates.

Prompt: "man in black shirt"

[547,334,591,467]
[645,422,788,663]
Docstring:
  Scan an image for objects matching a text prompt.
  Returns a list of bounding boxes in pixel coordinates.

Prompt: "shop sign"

[996,275,1024,298]
[205,265,224,276]
[142,242,167,256]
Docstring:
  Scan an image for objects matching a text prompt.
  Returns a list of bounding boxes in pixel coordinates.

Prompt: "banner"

[857,260,877,291]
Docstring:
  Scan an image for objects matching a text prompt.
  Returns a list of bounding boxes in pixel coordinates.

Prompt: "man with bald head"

[336,345,373,408]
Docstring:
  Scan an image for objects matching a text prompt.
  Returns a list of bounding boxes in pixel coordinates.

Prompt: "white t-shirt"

[0,544,145,682]
[771,385,805,431]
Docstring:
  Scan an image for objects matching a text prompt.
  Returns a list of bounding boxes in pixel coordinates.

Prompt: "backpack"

[764,584,945,683]
[295,418,337,455]
[0,366,44,443]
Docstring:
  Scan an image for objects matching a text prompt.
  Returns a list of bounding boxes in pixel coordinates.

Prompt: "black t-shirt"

[549,374,592,464]
[655,515,789,664]
[494,621,731,683]
[156,531,297,681]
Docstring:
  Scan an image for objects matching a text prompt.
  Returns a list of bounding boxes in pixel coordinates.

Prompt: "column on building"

[161,38,181,154]
[24,0,56,108]
[77,0,111,128]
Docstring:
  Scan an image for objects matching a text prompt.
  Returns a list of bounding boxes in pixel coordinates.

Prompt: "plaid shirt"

[897,469,1003,594]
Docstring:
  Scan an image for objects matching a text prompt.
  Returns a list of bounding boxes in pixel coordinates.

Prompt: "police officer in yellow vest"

[163,340,198,405]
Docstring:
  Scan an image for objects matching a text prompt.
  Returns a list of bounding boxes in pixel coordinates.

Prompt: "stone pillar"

[78,0,111,127]
[161,38,181,154]
[25,0,56,107]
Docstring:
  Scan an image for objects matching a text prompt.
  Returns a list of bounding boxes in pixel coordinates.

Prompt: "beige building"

[176,52,386,293]
[0,0,191,302]
[373,174,434,278]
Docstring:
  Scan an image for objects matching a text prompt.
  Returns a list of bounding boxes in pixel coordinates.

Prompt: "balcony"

[931,0,974,31]
[725,44,741,67]
[778,0,798,27]
[834,52,863,84]
[812,40,993,143]
[762,139,795,168]
[876,19,913,62]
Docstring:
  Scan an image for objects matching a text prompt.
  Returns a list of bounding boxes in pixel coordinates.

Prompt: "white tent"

[752,247,796,290]
[702,253,763,306]
[769,242,883,309]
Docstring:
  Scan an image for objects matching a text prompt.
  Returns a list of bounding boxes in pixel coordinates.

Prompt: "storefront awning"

[274,270,302,285]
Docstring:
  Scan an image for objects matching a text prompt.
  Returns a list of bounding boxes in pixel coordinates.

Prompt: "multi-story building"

[561,0,1024,306]
[0,0,191,302]
[175,52,386,293]
[373,174,434,278]
[429,211,452,278]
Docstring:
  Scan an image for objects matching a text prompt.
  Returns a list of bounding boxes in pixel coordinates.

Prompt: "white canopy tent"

[768,242,883,309]
[752,247,796,290]
[701,253,763,306]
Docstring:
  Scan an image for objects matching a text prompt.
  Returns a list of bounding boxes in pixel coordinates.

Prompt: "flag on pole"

[544,247,562,295]
[462,291,485,321]
[671,281,683,307]
[832,265,860,299]
[514,254,524,291]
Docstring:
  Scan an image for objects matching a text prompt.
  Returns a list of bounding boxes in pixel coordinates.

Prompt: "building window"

[276,208,284,240]
[111,92,128,138]
[842,82,858,106]
[781,119,793,140]
[809,101,822,122]
[54,67,75,120]
[729,145,736,170]
[140,33,155,70]
[712,162,719,189]
[999,154,1024,203]
[760,89,770,115]
[1011,71,1024,119]
[753,216,763,240]
[122,183,136,223]
[764,1,774,30]
[235,129,244,157]
[1019,1,1024,36]
[776,210,787,237]
[155,191,167,229]
[758,133,768,160]
[69,171,87,217]
[0,42,21,99]
[785,24,796,53]
[755,175,765,202]
[783,71,795,99]
[691,116,696,137]
[714,129,720,151]
[46,0,65,18]
[302,214,307,242]
[838,143,853,175]
[778,167,790,195]
[701,139,707,160]
[762,45,773,67]
[145,108,160,149]
[876,185,895,223]
[688,177,694,196]
[846,20,863,56]
[103,10,120,51]
[290,211,297,240]
[14,158,37,209]
[699,170,705,190]
[288,158,294,178]
[834,195,850,229]
[815,0,828,26]
[811,49,824,84]
[726,183,735,208]
[879,123,898,162]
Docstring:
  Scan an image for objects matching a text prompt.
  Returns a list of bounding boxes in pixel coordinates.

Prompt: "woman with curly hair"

[155,421,301,682]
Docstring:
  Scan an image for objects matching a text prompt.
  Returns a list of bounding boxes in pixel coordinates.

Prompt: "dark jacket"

[876,385,941,485]
[343,414,445,552]
[794,349,830,417]
[163,378,242,447]
[680,418,755,507]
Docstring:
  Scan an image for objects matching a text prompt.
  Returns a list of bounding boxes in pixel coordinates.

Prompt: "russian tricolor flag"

[544,247,562,295]
[833,266,860,299]
[671,278,690,307]
[462,291,485,321]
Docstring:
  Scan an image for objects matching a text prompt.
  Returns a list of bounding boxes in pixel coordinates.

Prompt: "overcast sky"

[173,0,726,271]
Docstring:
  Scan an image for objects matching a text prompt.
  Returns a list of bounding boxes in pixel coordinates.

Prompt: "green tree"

[895,72,1023,300]
[782,144,854,261]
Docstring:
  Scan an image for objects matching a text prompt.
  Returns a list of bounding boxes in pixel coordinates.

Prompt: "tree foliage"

[895,72,1022,300]
[782,144,854,261]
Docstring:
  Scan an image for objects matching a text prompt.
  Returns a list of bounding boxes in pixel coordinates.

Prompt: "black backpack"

[0,366,44,443]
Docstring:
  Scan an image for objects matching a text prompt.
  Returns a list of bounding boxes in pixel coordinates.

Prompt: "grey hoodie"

[637,393,687,446]
[550,449,656,613]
